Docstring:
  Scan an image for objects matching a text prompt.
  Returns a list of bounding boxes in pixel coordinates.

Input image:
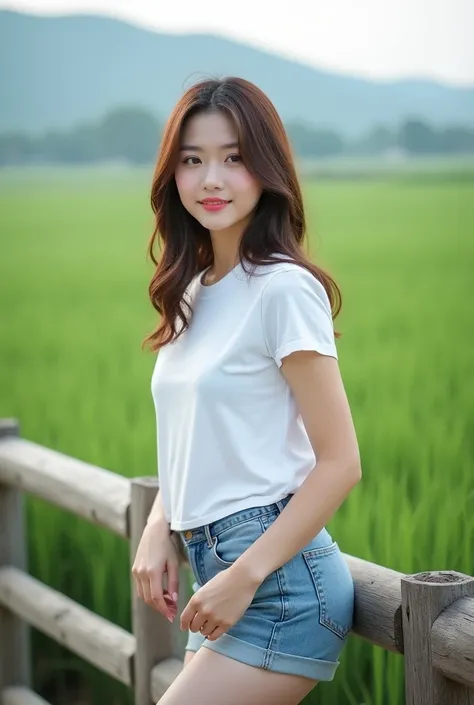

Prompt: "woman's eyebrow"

[179,142,239,151]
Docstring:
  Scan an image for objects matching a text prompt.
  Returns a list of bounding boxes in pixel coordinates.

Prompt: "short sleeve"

[261,267,338,367]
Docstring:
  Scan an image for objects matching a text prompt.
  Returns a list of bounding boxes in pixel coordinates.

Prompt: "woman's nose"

[202,163,224,190]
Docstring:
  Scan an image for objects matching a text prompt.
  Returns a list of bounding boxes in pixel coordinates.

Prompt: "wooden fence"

[0,417,473,705]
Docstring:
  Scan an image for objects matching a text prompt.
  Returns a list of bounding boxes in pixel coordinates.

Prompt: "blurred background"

[0,1,473,704]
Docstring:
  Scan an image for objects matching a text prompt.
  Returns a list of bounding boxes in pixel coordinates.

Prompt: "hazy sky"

[2,0,473,85]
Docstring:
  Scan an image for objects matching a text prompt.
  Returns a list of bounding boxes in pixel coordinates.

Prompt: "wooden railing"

[0,418,473,705]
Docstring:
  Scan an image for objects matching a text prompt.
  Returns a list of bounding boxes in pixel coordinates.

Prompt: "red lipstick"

[199,198,230,212]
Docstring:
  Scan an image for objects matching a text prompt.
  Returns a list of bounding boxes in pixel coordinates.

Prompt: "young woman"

[132,76,361,705]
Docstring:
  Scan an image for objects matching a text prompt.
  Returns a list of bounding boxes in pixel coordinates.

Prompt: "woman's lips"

[199,199,231,212]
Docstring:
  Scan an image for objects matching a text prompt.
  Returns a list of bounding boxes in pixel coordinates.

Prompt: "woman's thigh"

[182,650,196,668]
[159,648,317,705]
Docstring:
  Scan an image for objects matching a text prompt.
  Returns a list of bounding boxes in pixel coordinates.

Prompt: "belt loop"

[204,524,214,548]
[276,494,292,513]
[276,499,285,513]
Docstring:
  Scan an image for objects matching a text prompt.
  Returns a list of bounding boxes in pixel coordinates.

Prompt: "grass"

[1,164,473,704]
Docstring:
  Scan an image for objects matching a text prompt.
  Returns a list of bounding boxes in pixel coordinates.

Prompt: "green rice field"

[1,163,473,704]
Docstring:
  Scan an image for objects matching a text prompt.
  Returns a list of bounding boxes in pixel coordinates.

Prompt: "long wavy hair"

[143,76,342,351]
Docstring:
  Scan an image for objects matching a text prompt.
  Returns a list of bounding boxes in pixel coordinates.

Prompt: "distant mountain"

[1,10,473,136]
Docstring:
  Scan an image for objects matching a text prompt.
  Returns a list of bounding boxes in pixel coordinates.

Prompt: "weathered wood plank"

[0,421,20,437]
[1,686,51,705]
[150,659,184,702]
[344,553,404,653]
[432,596,474,688]
[0,436,130,537]
[0,567,135,686]
[0,420,31,691]
[402,570,474,705]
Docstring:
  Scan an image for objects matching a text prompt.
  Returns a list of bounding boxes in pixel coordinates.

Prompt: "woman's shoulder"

[253,255,324,292]
[254,257,332,319]
[251,253,304,281]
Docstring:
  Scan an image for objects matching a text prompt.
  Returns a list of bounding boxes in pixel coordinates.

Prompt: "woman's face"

[175,110,262,236]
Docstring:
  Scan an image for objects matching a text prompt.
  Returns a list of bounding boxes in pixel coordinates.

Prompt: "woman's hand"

[180,566,260,641]
[132,521,180,622]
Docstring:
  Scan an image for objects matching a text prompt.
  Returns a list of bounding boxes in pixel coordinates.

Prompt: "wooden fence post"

[401,570,474,705]
[130,478,187,705]
[0,419,31,691]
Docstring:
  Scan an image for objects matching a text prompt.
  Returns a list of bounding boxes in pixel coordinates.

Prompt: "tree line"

[1,106,473,166]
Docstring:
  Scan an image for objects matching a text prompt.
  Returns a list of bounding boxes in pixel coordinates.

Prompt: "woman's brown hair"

[143,76,341,351]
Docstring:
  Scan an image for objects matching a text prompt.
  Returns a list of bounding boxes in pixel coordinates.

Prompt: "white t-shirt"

[151,256,338,531]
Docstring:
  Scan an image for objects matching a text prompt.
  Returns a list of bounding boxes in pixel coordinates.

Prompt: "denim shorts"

[179,495,354,681]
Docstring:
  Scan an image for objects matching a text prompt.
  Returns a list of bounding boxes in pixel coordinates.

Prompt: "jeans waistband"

[179,494,293,547]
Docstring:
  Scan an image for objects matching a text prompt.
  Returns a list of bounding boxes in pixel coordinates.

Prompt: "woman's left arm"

[232,349,362,587]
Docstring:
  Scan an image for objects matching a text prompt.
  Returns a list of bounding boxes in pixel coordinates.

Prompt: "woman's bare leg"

[182,650,196,668]
[160,647,317,705]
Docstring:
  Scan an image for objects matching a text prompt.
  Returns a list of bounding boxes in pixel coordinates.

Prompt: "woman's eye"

[226,154,242,163]
[183,156,201,165]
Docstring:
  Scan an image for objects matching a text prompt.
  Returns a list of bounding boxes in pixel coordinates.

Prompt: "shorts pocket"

[302,541,354,639]
[211,517,264,568]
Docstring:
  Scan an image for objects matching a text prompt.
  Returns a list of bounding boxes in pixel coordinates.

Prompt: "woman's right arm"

[131,489,180,622]
[146,487,170,530]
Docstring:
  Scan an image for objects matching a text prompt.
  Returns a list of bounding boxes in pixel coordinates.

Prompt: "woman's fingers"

[188,610,218,636]
[206,625,224,641]
[131,534,181,622]
[141,576,153,605]
[189,613,219,638]
[165,560,180,604]
[188,610,203,633]
[198,620,209,636]
[133,574,144,601]
[200,620,218,638]
[163,593,178,619]
[149,572,173,619]
[133,566,172,620]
